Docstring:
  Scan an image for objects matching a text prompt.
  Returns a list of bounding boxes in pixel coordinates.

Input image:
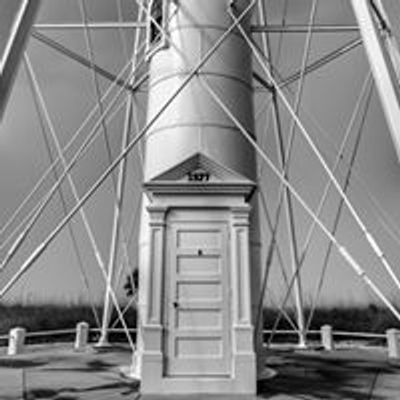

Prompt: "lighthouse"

[134,0,261,395]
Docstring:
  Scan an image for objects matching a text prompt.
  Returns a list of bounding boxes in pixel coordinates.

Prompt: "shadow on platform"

[1,345,400,400]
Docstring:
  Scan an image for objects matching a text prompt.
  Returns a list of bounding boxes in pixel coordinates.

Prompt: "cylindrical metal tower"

[136,0,261,394]
[144,0,256,181]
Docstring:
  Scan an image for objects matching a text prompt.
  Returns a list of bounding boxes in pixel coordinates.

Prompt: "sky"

[1,0,400,311]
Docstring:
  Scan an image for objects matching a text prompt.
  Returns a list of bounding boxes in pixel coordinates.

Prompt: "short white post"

[386,328,400,359]
[321,325,334,351]
[74,322,89,351]
[7,327,26,355]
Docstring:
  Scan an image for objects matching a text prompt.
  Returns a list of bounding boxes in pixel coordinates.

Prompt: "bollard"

[321,325,334,351]
[386,329,400,359]
[74,322,89,351]
[7,327,26,355]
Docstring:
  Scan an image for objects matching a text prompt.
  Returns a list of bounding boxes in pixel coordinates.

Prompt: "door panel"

[177,282,222,300]
[177,230,221,248]
[165,220,230,377]
[177,255,221,275]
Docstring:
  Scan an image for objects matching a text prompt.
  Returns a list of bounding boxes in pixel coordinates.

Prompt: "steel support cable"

[0,100,127,260]
[253,14,293,311]
[297,73,374,293]
[262,38,363,91]
[98,5,147,343]
[254,0,319,345]
[0,64,137,273]
[278,60,400,252]
[258,187,290,291]
[253,0,289,91]
[272,74,374,337]
[116,0,130,61]
[299,73,373,257]
[253,72,274,92]
[231,12,400,295]
[0,0,258,298]
[255,93,273,122]
[0,57,143,246]
[257,174,291,294]
[305,83,374,332]
[110,199,143,330]
[254,1,296,335]
[266,74,373,338]
[114,3,147,286]
[256,119,290,289]
[296,92,400,250]
[266,294,298,332]
[102,147,143,340]
[0,51,148,262]
[274,0,289,68]
[255,97,291,298]
[253,38,363,94]
[79,3,147,287]
[274,0,319,345]
[370,0,390,32]
[34,22,146,30]
[111,293,137,330]
[129,98,145,169]
[24,53,113,306]
[256,109,298,334]
[79,0,134,323]
[111,203,142,328]
[258,190,298,332]
[352,176,400,247]
[267,42,400,253]
[251,24,360,34]
[24,58,101,328]
[3,66,136,352]
[200,77,400,324]
[113,97,147,282]
[121,186,143,270]
[31,30,143,94]
[256,131,294,311]
[114,194,142,297]
[373,0,400,81]
[292,119,400,263]
[256,140,294,335]
[110,246,141,331]
[79,0,118,188]
[263,289,299,333]
[0,104,129,265]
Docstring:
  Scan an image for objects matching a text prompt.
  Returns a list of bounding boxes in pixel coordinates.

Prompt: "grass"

[0,302,137,345]
[263,304,400,333]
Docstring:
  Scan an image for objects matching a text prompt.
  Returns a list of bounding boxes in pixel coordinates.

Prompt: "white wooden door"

[165,220,230,377]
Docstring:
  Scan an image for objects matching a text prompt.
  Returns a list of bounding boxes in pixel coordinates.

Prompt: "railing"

[262,329,387,340]
[0,325,398,358]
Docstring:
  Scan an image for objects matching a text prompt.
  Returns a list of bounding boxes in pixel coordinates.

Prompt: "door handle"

[173,301,179,309]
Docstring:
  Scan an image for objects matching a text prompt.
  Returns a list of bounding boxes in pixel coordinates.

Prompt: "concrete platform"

[0,344,400,399]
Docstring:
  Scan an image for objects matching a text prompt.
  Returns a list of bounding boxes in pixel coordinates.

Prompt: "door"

[165,219,230,377]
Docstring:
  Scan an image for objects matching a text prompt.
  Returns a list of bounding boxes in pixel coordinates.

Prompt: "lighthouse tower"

[135,0,261,395]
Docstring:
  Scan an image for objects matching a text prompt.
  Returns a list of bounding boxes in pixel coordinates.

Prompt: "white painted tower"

[134,0,261,395]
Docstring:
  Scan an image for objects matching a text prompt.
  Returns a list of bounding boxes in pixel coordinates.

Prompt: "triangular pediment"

[144,153,256,197]
[147,153,254,184]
